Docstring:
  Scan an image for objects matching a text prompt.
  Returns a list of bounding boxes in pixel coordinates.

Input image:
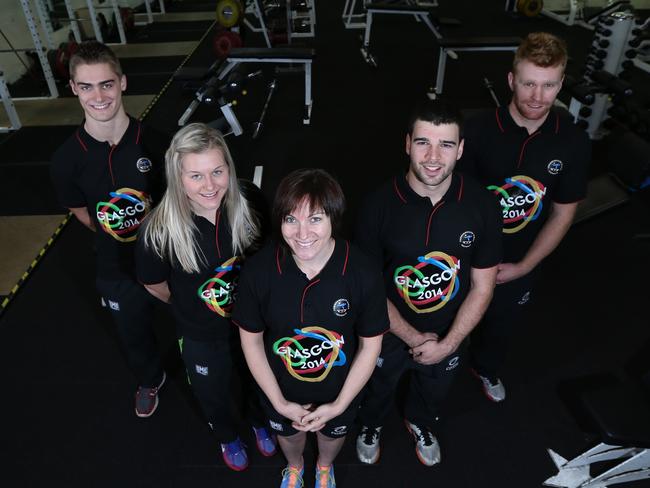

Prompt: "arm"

[301,334,383,431]
[387,299,438,348]
[69,206,95,232]
[239,328,312,427]
[143,281,171,304]
[411,265,497,365]
[496,201,577,284]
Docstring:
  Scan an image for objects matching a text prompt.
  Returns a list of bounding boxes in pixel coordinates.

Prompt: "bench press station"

[217,47,315,124]
[428,36,521,99]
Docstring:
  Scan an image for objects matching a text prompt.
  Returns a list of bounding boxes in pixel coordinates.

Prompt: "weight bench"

[430,37,521,98]
[360,2,442,66]
[218,47,315,124]
[544,380,650,487]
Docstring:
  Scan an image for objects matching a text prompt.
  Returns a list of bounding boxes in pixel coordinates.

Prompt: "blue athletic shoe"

[253,425,277,456]
[220,437,249,471]
[280,465,304,488]
[315,463,336,488]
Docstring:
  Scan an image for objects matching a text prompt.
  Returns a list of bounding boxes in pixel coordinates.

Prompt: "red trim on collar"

[300,279,320,323]
[495,108,505,133]
[214,208,222,259]
[341,241,349,276]
[457,173,464,201]
[276,246,282,275]
[517,132,541,168]
[135,120,142,144]
[393,176,407,204]
[425,201,445,246]
[75,130,88,152]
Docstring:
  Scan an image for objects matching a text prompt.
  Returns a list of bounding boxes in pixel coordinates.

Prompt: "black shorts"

[261,393,361,438]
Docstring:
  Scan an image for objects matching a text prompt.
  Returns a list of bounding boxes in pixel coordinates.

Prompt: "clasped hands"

[277,401,343,432]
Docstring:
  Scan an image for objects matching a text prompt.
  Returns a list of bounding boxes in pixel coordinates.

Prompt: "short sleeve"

[135,231,170,285]
[355,270,390,338]
[472,194,503,269]
[553,127,590,204]
[50,150,86,209]
[231,257,266,333]
[353,193,384,270]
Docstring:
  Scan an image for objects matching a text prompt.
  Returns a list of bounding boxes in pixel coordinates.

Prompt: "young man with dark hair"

[459,32,590,402]
[354,99,502,466]
[50,41,169,418]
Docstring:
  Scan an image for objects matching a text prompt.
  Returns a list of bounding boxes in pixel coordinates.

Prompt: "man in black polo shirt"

[50,41,168,417]
[459,32,590,402]
[355,100,502,466]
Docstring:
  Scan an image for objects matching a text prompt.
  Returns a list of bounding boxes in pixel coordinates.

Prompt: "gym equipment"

[243,0,316,47]
[483,77,500,107]
[252,79,277,139]
[515,0,543,18]
[357,2,456,66]
[542,0,631,31]
[213,30,244,59]
[566,11,643,139]
[0,72,22,132]
[544,378,650,487]
[217,0,243,28]
[428,37,521,99]
[217,47,315,124]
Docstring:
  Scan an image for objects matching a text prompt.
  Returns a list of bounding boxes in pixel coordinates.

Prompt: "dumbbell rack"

[244,0,316,47]
[571,11,643,139]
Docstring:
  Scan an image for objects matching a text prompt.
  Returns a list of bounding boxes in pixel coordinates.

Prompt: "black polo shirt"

[232,240,389,405]
[355,172,502,336]
[459,107,590,262]
[51,116,168,280]
[136,182,268,342]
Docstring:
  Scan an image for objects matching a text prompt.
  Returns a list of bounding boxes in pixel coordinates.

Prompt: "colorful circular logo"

[393,251,460,314]
[332,298,350,317]
[272,326,347,383]
[197,256,241,317]
[547,159,562,175]
[136,157,152,173]
[459,230,475,248]
[95,188,150,242]
[488,175,546,234]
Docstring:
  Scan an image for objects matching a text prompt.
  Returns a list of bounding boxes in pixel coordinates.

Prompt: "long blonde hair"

[142,123,260,273]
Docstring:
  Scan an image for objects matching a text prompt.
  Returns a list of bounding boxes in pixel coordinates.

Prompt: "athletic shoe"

[471,369,506,402]
[356,425,382,464]
[405,421,441,466]
[314,463,336,488]
[135,371,166,418]
[252,425,277,457]
[280,465,304,488]
[220,437,249,471]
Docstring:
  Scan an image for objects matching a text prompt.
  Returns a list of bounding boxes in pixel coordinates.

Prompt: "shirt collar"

[496,105,560,135]
[275,239,350,279]
[393,171,464,206]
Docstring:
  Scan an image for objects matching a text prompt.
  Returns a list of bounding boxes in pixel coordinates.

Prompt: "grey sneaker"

[135,371,166,418]
[405,421,440,466]
[471,369,506,402]
[356,426,382,464]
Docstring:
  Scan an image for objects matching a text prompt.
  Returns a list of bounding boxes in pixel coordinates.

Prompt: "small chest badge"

[547,159,563,175]
[333,298,350,317]
[136,157,152,173]
[459,230,475,248]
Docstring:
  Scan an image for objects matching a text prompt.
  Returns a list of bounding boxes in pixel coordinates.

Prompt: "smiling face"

[70,62,126,124]
[508,60,564,129]
[406,120,463,199]
[281,200,334,268]
[181,147,230,220]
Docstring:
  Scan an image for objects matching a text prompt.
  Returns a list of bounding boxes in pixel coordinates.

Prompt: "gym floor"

[1,1,649,487]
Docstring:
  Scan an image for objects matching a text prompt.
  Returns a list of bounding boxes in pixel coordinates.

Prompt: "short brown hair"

[273,168,346,239]
[69,41,122,80]
[513,32,568,71]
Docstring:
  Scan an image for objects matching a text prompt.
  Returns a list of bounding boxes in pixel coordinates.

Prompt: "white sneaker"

[472,369,506,402]
[405,421,440,466]
[356,425,382,464]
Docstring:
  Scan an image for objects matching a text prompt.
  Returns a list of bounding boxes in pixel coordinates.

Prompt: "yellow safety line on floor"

[0,20,217,317]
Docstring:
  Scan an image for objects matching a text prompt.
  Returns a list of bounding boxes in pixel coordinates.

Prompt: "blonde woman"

[136,123,276,470]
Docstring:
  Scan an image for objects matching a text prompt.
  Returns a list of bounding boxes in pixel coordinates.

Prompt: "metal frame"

[84,0,127,45]
[544,444,650,488]
[431,44,518,98]
[19,0,58,98]
[217,53,313,124]
[0,70,22,132]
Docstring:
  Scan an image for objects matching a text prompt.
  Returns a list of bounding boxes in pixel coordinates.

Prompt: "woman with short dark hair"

[233,168,389,488]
